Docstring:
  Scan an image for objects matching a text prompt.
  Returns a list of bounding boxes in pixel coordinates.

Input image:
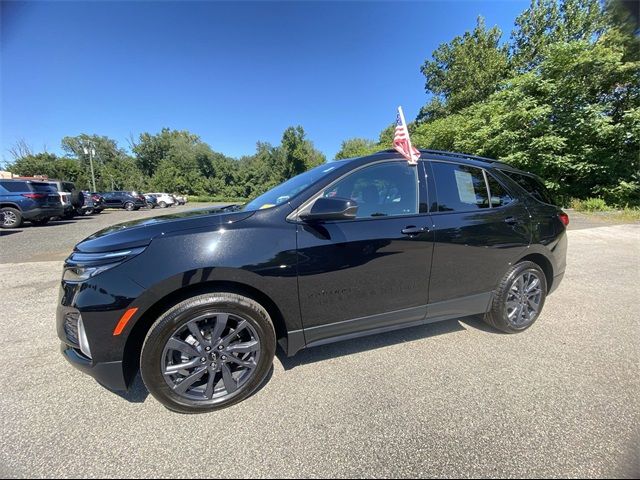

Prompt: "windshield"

[243,163,340,211]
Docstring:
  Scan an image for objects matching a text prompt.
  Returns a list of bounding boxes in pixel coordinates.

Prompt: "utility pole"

[83,143,97,192]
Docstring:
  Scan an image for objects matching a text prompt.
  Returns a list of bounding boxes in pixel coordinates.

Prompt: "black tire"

[141,292,276,414]
[158,201,167,208]
[1,207,23,229]
[124,202,135,211]
[484,261,547,333]
[84,208,94,215]
[31,217,50,226]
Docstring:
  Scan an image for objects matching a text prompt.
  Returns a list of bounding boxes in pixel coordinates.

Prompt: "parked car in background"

[0,179,64,228]
[173,194,187,205]
[146,192,175,208]
[100,191,147,211]
[143,194,158,209]
[44,179,84,219]
[88,193,105,213]
[57,149,568,413]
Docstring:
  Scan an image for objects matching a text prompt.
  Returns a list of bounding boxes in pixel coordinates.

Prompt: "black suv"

[57,150,568,413]
[0,179,63,228]
[100,191,147,211]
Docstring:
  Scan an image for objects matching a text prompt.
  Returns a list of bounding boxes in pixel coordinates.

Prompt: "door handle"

[505,216,519,225]
[401,226,428,236]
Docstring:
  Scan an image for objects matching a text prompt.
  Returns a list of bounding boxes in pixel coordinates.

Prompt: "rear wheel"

[158,201,167,208]
[141,292,276,413]
[1,207,23,228]
[484,261,547,333]
[124,202,135,211]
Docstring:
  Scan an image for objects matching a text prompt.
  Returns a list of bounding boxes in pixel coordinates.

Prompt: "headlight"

[63,247,146,282]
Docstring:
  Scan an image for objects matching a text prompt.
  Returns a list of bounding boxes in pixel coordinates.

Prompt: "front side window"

[431,162,489,212]
[322,162,418,218]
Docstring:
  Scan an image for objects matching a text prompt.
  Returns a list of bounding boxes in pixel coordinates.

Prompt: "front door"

[296,160,434,346]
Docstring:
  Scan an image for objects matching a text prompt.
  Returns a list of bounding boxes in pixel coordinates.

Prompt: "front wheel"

[124,202,135,211]
[484,261,547,333]
[158,201,167,208]
[141,292,276,413]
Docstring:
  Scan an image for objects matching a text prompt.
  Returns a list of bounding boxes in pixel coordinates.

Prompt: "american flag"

[393,106,420,164]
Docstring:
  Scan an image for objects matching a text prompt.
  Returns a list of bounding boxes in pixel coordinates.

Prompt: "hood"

[75,206,255,253]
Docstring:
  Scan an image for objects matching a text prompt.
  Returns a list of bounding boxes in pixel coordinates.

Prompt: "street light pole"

[83,143,97,192]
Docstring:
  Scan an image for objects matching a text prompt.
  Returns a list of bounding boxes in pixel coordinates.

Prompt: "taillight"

[558,211,569,227]
[21,193,47,199]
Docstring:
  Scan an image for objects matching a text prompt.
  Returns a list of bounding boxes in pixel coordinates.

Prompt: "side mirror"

[300,197,358,222]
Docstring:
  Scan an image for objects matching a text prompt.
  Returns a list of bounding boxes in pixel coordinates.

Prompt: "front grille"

[63,311,80,347]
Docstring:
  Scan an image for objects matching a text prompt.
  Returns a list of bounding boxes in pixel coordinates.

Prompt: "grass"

[570,198,640,222]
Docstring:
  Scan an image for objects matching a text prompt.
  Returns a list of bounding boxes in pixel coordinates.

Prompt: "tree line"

[5,0,639,205]
[337,0,639,206]
[6,126,325,200]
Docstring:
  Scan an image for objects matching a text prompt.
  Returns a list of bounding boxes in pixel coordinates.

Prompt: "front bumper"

[60,344,128,390]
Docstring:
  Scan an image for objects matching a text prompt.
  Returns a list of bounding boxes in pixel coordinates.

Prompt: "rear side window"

[486,174,513,208]
[501,171,554,205]
[0,181,29,192]
[431,162,489,212]
[31,182,57,193]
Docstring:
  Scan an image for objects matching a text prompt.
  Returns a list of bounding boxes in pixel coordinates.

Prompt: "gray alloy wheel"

[141,292,276,413]
[158,201,167,208]
[161,312,261,401]
[0,207,22,228]
[484,261,547,333]
[124,202,135,211]
[506,271,543,328]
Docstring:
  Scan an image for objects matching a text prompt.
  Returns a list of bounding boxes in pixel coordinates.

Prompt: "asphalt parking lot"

[0,208,638,478]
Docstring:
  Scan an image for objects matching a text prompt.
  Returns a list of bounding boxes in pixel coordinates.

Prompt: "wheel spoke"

[225,355,256,369]
[226,340,259,354]
[525,277,540,293]
[164,357,202,375]
[188,323,208,346]
[221,363,237,394]
[221,320,248,346]
[204,371,216,399]
[210,314,229,341]
[166,338,200,357]
[173,367,206,394]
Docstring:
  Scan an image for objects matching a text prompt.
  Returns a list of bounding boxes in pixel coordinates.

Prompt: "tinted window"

[486,173,513,207]
[322,162,418,218]
[0,181,30,192]
[501,171,554,205]
[431,163,489,212]
[31,182,57,193]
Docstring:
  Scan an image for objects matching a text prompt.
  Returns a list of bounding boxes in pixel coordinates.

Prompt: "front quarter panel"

[123,210,301,332]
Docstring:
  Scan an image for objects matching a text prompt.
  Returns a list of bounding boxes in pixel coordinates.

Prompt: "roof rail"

[378,148,499,164]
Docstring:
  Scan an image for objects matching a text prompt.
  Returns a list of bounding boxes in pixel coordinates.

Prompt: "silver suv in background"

[146,192,175,208]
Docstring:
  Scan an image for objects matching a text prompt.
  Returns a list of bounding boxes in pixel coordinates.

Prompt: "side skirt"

[286,292,492,356]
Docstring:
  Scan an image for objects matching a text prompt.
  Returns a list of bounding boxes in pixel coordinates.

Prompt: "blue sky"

[1,0,527,162]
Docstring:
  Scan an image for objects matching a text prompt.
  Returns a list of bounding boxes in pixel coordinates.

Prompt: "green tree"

[335,138,378,159]
[418,16,511,121]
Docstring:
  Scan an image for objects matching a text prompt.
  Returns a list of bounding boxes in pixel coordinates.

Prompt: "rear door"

[426,161,530,310]
[296,160,434,345]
